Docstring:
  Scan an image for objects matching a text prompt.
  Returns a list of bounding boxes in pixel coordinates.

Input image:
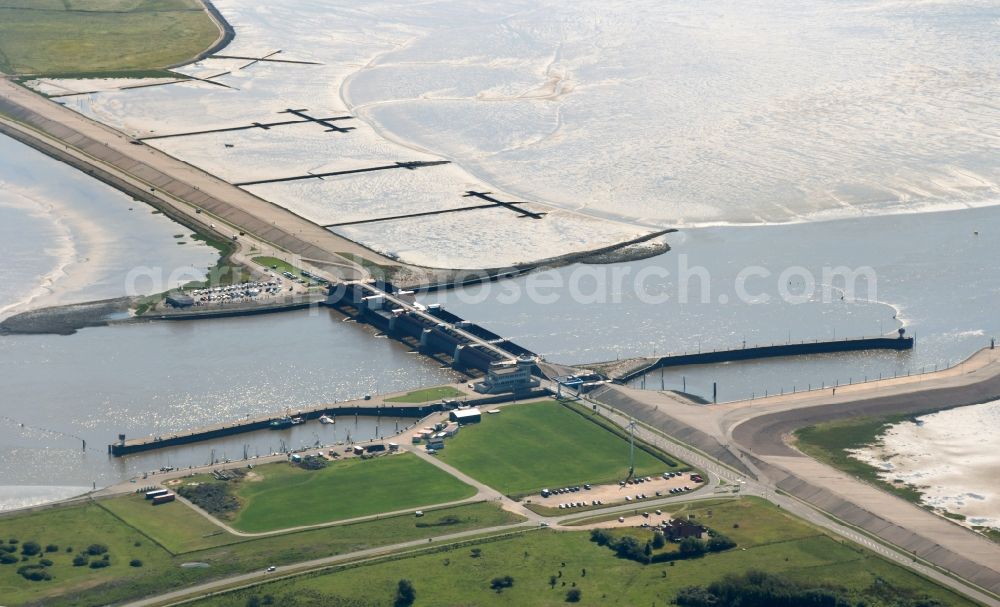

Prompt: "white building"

[474,357,540,394]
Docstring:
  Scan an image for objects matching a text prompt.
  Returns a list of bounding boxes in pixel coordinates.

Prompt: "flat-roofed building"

[474,356,540,394]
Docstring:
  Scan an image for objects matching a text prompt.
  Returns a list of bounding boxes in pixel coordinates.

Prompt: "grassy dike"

[0,0,221,76]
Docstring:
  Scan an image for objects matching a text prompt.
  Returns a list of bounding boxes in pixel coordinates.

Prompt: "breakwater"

[108,389,551,456]
[616,335,914,383]
[109,402,442,457]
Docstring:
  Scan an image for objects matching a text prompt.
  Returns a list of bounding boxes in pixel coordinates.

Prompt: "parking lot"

[539,472,704,511]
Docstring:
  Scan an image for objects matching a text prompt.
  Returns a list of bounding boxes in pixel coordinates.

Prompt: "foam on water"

[0,191,75,321]
[0,485,90,512]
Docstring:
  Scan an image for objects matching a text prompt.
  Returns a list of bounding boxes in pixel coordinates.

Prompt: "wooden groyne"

[615,335,915,383]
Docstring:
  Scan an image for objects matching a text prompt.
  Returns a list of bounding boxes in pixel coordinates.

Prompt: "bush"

[652,531,666,549]
[66,546,73,553]
[39,558,54,567]
[89,559,110,569]
[707,534,736,552]
[0,544,15,554]
[86,544,109,556]
[676,570,854,607]
[130,558,143,567]
[297,455,328,470]
[0,552,18,564]
[178,483,240,517]
[613,536,649,563]
[17,564,52,581]
[589,529,613,546]
[72,555,89,567]
[490,575,514,593]
[566,588,582,602]
[21,541,41,556]
[678,537,706,557]
[45,544,59,553]
[394,579,416,607]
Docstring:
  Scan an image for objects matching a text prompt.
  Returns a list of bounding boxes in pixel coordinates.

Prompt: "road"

[122,378,1000,606]
[574,349,1000,602]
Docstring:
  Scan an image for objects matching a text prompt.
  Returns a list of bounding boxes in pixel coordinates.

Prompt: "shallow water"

[850,399,1000,530]
[0,136,219,320]
[55,0,1000,267]
[0,308,459,498]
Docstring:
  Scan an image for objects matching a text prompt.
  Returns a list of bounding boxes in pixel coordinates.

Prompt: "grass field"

[385,386,465,403]
[192,497,977,607]
[202,455,477,533]
[0,496,521,607]
[794,415,925,504]
[99,494,237,554]
[437,401,681,497]
[0,0,219,76]
[0,500,175,607]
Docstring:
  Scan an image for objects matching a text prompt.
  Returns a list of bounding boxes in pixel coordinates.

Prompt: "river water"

[0,137,458,509]
[420,204,1000,403]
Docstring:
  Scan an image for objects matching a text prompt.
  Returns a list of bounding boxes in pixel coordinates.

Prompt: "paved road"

[122,522,538,607]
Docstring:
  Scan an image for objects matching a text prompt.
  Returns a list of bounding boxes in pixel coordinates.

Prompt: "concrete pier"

[616,335,915,383]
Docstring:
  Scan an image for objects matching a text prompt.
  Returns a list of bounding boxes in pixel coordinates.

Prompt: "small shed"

[449,407,482,425]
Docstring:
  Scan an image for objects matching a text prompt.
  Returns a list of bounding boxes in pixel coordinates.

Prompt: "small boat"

[290,416,305,425]
[269,417,294,429]
[319,415,335,425]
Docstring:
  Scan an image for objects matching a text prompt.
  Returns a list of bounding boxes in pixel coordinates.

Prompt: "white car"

[266,566,277,573]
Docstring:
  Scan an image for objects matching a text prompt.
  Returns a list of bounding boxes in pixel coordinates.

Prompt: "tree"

[613,536,647,562]
[130,559,144,567]
[86,544,108,556]
[45,544,59,553]
[652,532,666,549]
[72,555,89,567]
[549,575,558,589]
[566,588,582,603]
[394,579,416,607]
[0,553,18,565]
[470,548,482,558]
[678,537,706,557]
